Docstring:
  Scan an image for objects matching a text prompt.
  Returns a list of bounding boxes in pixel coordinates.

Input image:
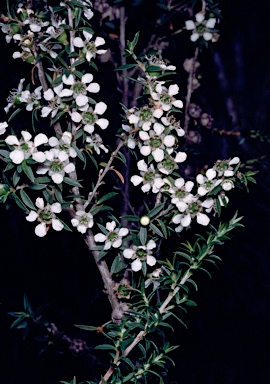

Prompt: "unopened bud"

[140,215,150,226]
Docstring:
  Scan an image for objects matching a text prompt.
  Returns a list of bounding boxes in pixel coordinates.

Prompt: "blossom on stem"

[131,160,164,193]
[196,168,221,196]
[123,239,157,272]
[36,148,75,184]
[71,102,109,131]
[185,13,217,42]
[5,131,48,164]
[26,197,63,237]
[94,221,129,250]
[73,31,107,62]
[48,131,77,159]
[71,210,94,234]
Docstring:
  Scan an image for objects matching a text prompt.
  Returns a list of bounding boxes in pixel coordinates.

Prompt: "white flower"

[123,239,157,272]
[73,31,107,62]
[131,160,164,193]
[222,180,234,191]
[36,148,75,184]
[71,210,94,233]
[48,131,77,159]
[72,102,109,131]
[196,168,221,196]
[41,84,66,118]
[214,157,240,177]
[185,13,217,42]
[150,83,183,115]
[5,131,48,164]
[86,133,108,154]
[157,152,187,175]
[94,221,129,250]
[25,197,63,237]
[169,178,194,205]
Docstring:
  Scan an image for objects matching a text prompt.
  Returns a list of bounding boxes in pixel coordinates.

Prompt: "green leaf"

[120,215,139,222]
[74,324,98,331]
[146,65,163,73]
[19,189,36,210]
[157,219,167,239]
[12,170,20,187]
[34,176,51,184]
[147,203,165,218]
[150,222,164,238]
[72,58,86,68]
[139,226,147,245]
[110,256,127,275]
[22,161,35,182]
[63,177,83,188]
[96,192,118,205]
[54,187,63,203]
[90,205,113,216]
[12,194,28,211]
[0,150,11,158]
[8,108,22,122]
[115,63,137,71]
[50,110,67,126]
[95,344,115,350]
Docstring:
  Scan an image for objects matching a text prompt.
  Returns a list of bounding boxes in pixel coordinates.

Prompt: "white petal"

[76,94,88,107]
[94,101,107,115]
[123,248,135,259]
[142,184,151,193]
[44,88,54,101]
[26,211,38,222]
[5,135,20,146]
[34,133,48,147]
[59,88,73,97]
[118,228,129,237]
[41,107,52,117]
[224,170,233,177]
[229,157,240,165]
[153,109,163,118]
[139,131,150,141]
[21,131,32,142]
[96,118,109,129]
[58,151,68,162]
[131,175,143,186]
[195,13,205,23]
[35,197,44,209]
[84,124,95,134]
[131,259,142,272]
[196,174,204,184]
[175,152,187,163]
[71,112,82,123]
[163,135,175,147]
[51,202,62,213]
[201,198,214,209]
[168,84,179,96]
[147,240,156,250]
[175,178,185,188]
[206,18,216,29]
[10,149,24,164]
[172,214,182,224]
[64,162,75,173]
[112,238,122,248]
[185,20,196,30]
[48,137,59,147]
[140,146,151,156]
[198,186,208,196]
[137,159,148,171]
[71,218,79,227]
[206,168,216,180]
[95,36,105,47]
[181,214,191,227]
[87,83,100,93]
[142,121,151,131]
[32,151,46,163]
[73,37,84,47]
[106,221,116,231]
[94,233,106,242]
[82,73,93,83]
[203,32,212,41]
[62,74,75,85]
[172,100,184,109]
[153,122,164,135]
[191,33,200,42]
[52,218,64,231]
[35,222,47,237]
[128,114,139,124]
[152,148,164,162]
[83,31,93,41]
[51,173,64,184]
[196,213,210,226]
[146,255,156,267]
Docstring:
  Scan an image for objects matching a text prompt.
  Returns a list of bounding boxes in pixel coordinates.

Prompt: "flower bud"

[140,215,150,226]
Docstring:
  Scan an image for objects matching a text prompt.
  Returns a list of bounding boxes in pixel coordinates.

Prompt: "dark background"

[0,0,270,383]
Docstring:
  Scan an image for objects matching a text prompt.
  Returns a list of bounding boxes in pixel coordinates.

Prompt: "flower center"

[204,180,213,190]
[80,215,89,225]
[107,231,118,242]
[161,157,175,171]
[150,137,162,148]
[160,94,171,104]
[82,111,95,125]
[175,189,185,198]
[135,248,147,259]
[50,160,63,173]
[73,82,86,95]
[140,108,152,121]
[39,208,52,223]
[59,143,69,151]
[144,171,155,182]
[188,202,200,215]
[20,142,29,152]
[85,41,96,53]
[216,161,229,172]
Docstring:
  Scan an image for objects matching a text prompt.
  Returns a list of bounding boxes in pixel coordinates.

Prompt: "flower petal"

[35,222,47,237]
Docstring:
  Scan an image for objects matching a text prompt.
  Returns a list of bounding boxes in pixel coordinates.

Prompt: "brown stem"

[183,47,199,133]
